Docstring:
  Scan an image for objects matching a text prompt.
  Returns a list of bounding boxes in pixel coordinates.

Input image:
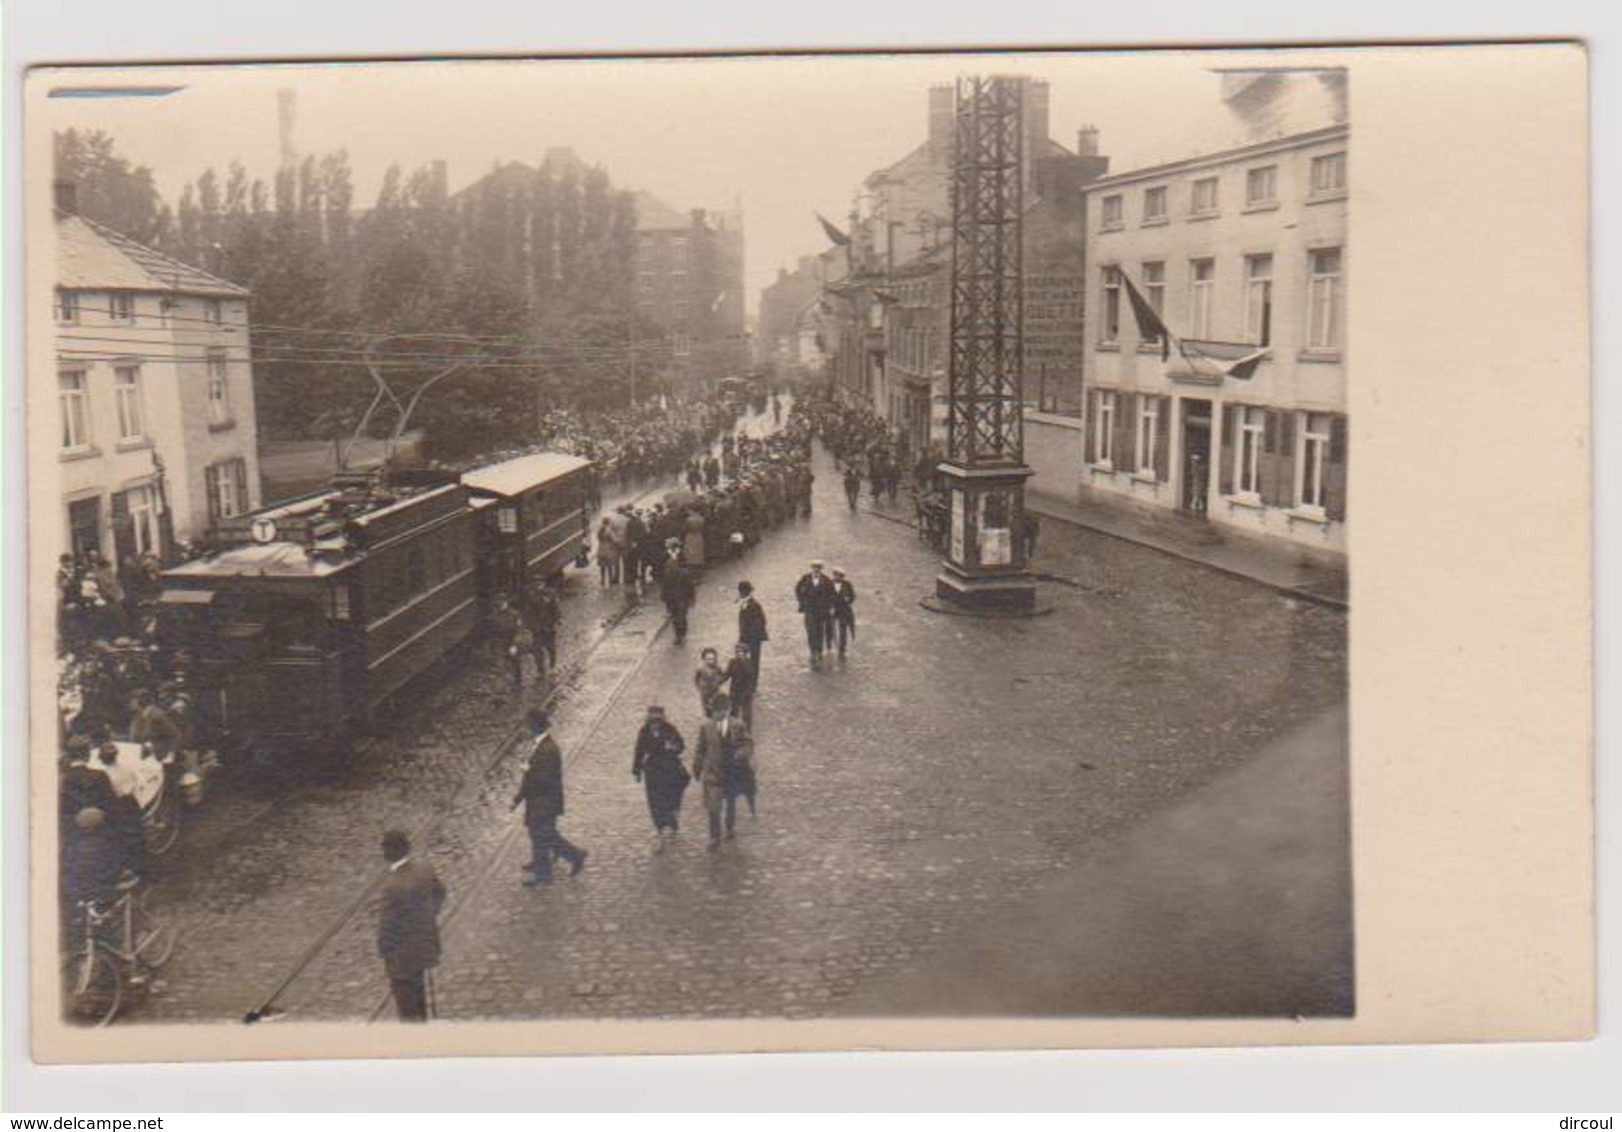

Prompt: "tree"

[52,128,164,243]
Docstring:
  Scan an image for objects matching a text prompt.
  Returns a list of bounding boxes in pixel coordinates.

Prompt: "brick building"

[816,79,1109,466]
[53,191,262,562]
[632,191,748,393]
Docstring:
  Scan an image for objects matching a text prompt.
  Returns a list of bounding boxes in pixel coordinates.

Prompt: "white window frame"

[673,333,693,358]
[1141,261,1166,348]
[1189,258,1216,339]
[1245,165,1278,208]
[1244,254,1274,347]
[204,298,224,326]
[108,291,136,322]
[208,459,247,521]
[206,349,233,426]
[1100,194,1123,231]
[126,484,159,556]
[59,369,92,451]
[1310,152,1347,197]
[1136,396,1159,477]
[1298,411,1332,513]
[1100,267,1121,344]
[56,288,81,324]
[114,364,146,442]
[1142,186,1168,223]
[1306,247,1343,351]
[1236,406,1265,498]
[1093,389,1117,468]
[1191,176,1219,215]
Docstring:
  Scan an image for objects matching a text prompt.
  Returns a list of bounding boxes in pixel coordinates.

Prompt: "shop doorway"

[1180,400,1212,516]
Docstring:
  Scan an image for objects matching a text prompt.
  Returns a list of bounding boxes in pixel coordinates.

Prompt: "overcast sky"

[40,51,1339,313]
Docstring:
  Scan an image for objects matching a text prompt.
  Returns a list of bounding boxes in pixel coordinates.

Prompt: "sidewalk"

[1025,487,1348,609]
[844,705,1353,1018]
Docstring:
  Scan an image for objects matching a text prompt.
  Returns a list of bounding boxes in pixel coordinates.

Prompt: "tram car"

[461,452,594,601]
[155,452,595,752]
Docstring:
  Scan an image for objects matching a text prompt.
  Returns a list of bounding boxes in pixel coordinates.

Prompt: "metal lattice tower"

[946,75,1025,467]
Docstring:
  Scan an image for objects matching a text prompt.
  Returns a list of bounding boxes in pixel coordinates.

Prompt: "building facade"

[1080,123,1348,556]
[815,80,1108,466]
[632,192,748,391]
[755,253,831,381]
[54,204,262,563]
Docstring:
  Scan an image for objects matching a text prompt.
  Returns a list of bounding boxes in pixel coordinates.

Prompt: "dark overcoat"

[377,858,447,980]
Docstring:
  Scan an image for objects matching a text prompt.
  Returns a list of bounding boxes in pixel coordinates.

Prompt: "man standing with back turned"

[377,830,446,1023]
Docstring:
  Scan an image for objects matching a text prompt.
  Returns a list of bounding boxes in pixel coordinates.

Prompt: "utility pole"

[931,75,1038,614]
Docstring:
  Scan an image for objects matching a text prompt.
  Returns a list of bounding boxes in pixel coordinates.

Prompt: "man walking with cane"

[377,830,446,1023]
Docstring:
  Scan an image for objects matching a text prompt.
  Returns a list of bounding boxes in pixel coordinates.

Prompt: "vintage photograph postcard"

[23,42,1591,1063]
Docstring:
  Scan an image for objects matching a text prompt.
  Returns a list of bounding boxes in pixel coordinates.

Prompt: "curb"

[1024,499,1349,612]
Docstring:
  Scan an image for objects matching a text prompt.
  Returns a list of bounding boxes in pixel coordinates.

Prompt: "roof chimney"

[53,179,78,215]
[1076,125,1100,157]
[928,84,955,159]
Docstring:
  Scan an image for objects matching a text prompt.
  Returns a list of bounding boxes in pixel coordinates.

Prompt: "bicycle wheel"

[143,786,181,856]
[133,891,177,969]
[61,944,121,1027]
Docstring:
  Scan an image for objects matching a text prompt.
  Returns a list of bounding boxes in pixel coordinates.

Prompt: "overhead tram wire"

[56,330,749,361]
[62,300,752,351]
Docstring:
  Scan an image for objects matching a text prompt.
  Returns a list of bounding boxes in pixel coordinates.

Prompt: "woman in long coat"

[631,706,688,851]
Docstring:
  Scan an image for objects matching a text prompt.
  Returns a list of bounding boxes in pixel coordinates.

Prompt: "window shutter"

[1326,415,1348,521]
[205,466,221,524]
[109,491,135,563]
[1154,397,1171,482]
[234,459,249,514]
[1218,405,1235,496]
[1116,393,1137,471]
[1083,392,1097,463]
[1265,411,1296,508]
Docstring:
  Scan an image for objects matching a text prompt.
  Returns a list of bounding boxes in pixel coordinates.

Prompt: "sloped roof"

[57,212,248,297]
[632,190,690,232]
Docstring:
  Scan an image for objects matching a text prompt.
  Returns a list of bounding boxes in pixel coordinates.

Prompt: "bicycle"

[60,875,178,1027]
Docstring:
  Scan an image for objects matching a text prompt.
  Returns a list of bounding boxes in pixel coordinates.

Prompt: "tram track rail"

[238,477,682,1025]
[364,608,671,1022]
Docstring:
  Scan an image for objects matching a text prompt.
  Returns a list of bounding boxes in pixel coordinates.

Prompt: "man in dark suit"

[377,830,446,1023]
[794,559,837,669]
[736,580,768,679]
[661,556,696,644]
[512,709,587,886]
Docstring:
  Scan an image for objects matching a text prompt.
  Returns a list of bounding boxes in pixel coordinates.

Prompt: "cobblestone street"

[128,408,1347,1026]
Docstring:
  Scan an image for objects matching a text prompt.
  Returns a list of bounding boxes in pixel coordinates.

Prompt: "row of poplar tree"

[54,128,676,460]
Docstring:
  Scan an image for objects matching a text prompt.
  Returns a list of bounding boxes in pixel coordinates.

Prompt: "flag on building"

[815,212,851,247]
[1121,271,1172,362]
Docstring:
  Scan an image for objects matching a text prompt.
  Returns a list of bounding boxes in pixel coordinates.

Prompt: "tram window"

[331,585,352,621]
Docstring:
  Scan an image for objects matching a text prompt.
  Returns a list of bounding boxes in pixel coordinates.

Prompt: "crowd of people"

[590,415,817,640]
[54,393,749,917]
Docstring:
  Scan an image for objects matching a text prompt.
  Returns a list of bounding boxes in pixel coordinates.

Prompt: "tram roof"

[460,452,592,499]
[164,540,351,580]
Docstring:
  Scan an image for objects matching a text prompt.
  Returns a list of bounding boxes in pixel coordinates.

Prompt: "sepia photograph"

[19,39,1590,1070]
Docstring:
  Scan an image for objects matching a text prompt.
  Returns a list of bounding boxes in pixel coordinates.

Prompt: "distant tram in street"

[155,452,595,752]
